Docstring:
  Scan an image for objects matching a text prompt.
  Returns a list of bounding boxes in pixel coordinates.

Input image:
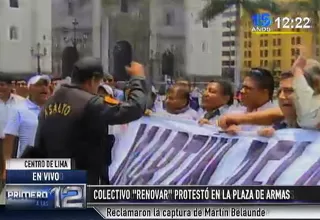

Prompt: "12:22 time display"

[275,17,311,29]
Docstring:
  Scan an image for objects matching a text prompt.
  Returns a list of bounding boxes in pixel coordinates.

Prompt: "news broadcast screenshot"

[1,0,320,219]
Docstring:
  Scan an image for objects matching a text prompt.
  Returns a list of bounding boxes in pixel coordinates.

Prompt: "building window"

[264,50,268,57]
[244,32,247,38]
[260,50,263,57]
[222,51,235,56]
[67,0,73,16]
[120,0,128,13]
[277,39,281,46]
[264,60,268,66]
[248,41,251,47]
[276,60,281,67]
[248,61,252,67]
[9,0,19,8]
[244,51,247,57]
[165,11,174,26]
[222,60,235,66]
[291,37,295,45]
[222,50,236,56]
[296,36,301,44]
[222,41,235,47]
[222,31,236,37]
[248,32,252,38]
[277,49,281,56]
[291,48,296,56]
[9,26,18,40]
[202,20,208,28]
[291,59,295,65]
[222,21,235,28]
[264,40,268,47]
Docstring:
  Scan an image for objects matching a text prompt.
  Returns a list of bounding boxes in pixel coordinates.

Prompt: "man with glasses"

[226,68,276,134]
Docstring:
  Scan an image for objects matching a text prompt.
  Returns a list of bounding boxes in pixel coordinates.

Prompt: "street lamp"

[63,18,88,48]
[31,42,47,74]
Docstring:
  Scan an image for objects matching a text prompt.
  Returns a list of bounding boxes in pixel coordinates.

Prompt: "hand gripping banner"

[109,117,320,185]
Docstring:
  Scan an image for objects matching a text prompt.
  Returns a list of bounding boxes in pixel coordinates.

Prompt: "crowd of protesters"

[146,46,320,136]
[0,46,319,186]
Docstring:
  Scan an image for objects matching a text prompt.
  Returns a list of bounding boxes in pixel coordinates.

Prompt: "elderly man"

[291,57,320,129]
[257,71,299,136]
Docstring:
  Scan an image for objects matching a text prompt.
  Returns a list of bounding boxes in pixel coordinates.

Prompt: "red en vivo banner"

[109,116,320,185]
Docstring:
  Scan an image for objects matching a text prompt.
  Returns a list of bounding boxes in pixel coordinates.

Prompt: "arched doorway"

[162,50,174,77]
[113,40,132,81]
[61,46,79,78]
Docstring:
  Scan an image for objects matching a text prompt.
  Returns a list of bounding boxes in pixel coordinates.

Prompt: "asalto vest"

[39,85,111,184]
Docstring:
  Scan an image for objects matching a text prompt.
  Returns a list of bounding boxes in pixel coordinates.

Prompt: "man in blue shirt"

[2,75,50,164]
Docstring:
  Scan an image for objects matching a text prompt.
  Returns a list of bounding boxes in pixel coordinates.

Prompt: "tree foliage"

[199,0,287,21]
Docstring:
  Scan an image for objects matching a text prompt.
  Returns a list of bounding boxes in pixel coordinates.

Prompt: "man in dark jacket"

[31,57,147,184]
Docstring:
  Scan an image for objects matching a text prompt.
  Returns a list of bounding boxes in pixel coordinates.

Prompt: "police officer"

[32,57,147,184]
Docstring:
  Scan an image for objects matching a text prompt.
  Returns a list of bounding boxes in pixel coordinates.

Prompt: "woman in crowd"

[198,80,234,125]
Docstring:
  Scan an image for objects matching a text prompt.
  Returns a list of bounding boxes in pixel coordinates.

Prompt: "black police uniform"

[32,57,147,184]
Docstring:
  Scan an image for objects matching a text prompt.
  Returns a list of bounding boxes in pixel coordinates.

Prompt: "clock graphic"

[275,16,312,30]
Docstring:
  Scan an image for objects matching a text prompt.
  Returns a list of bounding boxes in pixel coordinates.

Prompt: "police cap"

[71,57,104,82]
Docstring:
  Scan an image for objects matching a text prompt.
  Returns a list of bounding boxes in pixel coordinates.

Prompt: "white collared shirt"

[157,106,199,121]
[200,105,230,124]
[4,99,41,157]
[293,74,320,129]
[0,94,25,138]
[228,101,276,131]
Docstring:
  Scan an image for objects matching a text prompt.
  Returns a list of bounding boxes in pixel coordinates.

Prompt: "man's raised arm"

[218,107,284,129]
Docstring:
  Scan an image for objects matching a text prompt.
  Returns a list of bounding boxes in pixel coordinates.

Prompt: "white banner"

[109,116,320,185]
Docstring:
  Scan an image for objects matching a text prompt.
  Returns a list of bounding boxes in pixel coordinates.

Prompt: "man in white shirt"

[226,68,276,133]
[3,75,50,162]
[0,74,24,184]
[292,57,320,129]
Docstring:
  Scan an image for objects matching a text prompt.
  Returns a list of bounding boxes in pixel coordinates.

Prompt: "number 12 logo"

[50,186,85,208]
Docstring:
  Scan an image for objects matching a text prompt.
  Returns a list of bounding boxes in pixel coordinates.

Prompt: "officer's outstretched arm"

[90,76,147,125]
